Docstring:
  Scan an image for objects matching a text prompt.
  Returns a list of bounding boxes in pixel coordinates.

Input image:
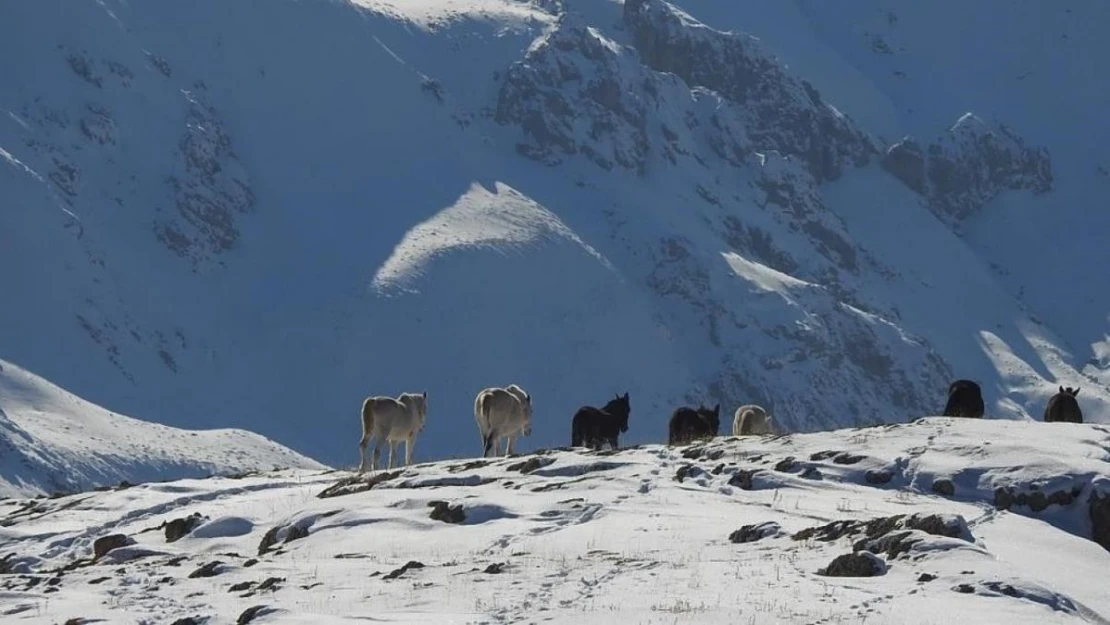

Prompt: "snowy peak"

[0,359,323,498]
[882,112,1053,225]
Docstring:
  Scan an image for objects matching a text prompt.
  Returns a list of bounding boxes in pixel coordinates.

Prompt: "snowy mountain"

[1,419,1108,623]
[2,0,1108,468]
[0,359,324,498]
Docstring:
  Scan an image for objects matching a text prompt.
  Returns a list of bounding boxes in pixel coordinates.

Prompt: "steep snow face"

[1,0,1108,469]
[1,419,1108,623]
[0,359,324,498]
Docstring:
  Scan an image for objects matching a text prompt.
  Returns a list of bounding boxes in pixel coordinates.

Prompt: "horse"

[358,391,427,473]
[669,404,720,445]
[942,379,984,418]
[570,392,631,450]
[475,384,533,457]
[733,404,774,436]
[1044,386,1083,423]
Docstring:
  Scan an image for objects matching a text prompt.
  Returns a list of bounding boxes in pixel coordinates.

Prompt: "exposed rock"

[169,618,206,625]
[237,605,275,625]
[256,576,284,592]
[993,484,1083,513]
[317,470,402,499]
[819,552,886,577]
[383,560,425,580]
[243,558,259,568]
[164,513,207,543]
[918,572,938,583]
[623,0,875,182]
[506,457,556,474]
[793,513,971,544]
[865,470,893,485]
[93,534,134,559]
[483,562,506,574]
[728,469,758,490]
[188,561,225,579]
[832,453,865,465]
[882,114,1052,224]
[428,501,466,524]
[932,479,955,497]
[1088,489,1110,551]
[801,466,823,480]
[228,581,253,593]
[774,457,798,473]
[729,521,782,544]
[674,464,705,482]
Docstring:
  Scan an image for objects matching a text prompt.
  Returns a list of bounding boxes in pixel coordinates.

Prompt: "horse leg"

[405,434,415,466]
[358,431,371,473]
[506,435,515,457]
[387,440,396,470]
[371,438,382,473]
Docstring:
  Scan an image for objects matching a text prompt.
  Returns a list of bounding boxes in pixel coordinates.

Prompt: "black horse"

[1044,386,1083,423]
[668,404,720,445]
[570,393,631,450]
[942,379,984,418]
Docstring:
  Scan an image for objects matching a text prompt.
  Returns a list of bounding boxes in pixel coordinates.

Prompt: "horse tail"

[360,398,375,438]
[482,428,497,457]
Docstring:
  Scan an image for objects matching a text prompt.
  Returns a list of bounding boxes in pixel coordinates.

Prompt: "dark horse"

[668,404,720,445]
[1044,386,1083,423]
[942,379,984,418]
[571,392,631,450]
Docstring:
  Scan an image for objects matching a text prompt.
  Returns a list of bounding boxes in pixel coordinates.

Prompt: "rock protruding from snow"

[882,113,1052,224]
[622,0,876,181]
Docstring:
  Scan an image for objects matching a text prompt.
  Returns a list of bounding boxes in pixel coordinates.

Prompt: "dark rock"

[953,583,975,594]
[865,470,893,485]
[243,558,259,568]
[93,534,134,559]
[773,457,798,473]
[994,484,1084,513]
[188,561,224,579]
[258,522,310,556]
[917,573,937,583]
[674,464,705,482]
[1089,490,1110,551]
[728,469,758,490]
[448,460,491,474]
[819,552,886,577]
[237,605,275,625]
[883,115,1052,224]
[710,464,725,475]
[809,450,840,461]
[166,556,187,567]
[87,576,110,585]
[170,618,206,625]
[257,576,284,592]
[729,522,782,544]
[383,561,425,580]
[833,453,865,465]
[317,470,402,499]
[229,581,253,593]
[483,562,506,574]
[428,501,466,524]
[793,513,970,544]
[164,513,207,543]
[801,466,823,480]
[506,457,556,474]
[932,479,955,497]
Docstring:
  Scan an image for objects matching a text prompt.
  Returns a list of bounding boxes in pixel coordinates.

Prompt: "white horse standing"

[733,404,775,436]
[358,391,427,473]
[474,384,532,457]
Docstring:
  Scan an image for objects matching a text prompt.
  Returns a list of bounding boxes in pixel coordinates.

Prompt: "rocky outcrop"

[622,0,876,182]
[882,113,1052,224]
[819,551,886,577]
[156,88,255,268]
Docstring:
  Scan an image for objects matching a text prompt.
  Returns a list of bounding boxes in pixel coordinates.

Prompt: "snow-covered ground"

[2,419,1107,623]
[0,358,324,498]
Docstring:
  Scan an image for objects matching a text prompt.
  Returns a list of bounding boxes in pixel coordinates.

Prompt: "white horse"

[733,404,775,436]
[474,384,532,457]
[358,391,427,473]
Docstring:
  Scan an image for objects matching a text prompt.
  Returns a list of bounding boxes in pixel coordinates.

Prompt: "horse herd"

[356,379,1087,473]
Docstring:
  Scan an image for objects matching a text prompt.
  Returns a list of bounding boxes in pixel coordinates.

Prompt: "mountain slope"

[1,0,1107,467]
[0,359,324,498]
[1,419,1108,623]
